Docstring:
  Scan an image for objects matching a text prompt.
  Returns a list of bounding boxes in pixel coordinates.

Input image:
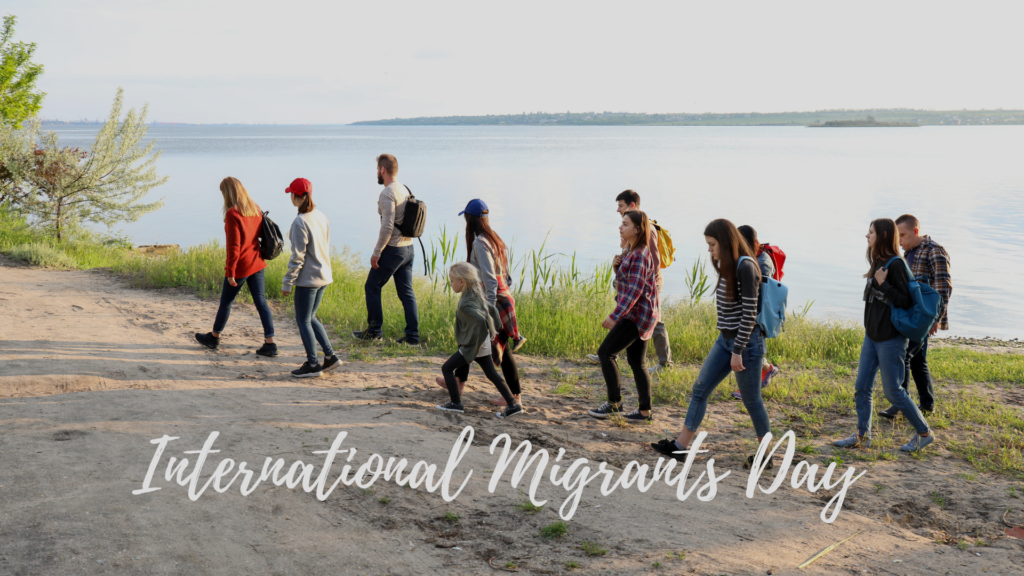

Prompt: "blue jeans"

[854,335,929,437]
[685,329,770,437]
[294,286,334,365]
[212,269,275,338]
[364,244,418,338]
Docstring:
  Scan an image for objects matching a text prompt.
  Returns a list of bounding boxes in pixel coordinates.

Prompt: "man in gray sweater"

[353,154,419,344]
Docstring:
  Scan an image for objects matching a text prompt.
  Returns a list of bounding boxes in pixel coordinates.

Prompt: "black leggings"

[598,319,652,411]
[456,348,521,395]
[442,352,516,406]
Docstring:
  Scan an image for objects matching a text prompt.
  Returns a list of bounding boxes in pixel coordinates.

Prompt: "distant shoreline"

[39,108,1024,127]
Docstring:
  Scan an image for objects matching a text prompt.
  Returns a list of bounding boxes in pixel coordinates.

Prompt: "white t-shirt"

[476,336,492,358]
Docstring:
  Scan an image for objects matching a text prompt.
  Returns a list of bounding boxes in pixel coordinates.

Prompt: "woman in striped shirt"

[652,219,771,469]
[588,210,660,423]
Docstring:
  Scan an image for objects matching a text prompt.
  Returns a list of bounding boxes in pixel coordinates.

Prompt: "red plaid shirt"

[906,235,952,331]
[610,246,660,340]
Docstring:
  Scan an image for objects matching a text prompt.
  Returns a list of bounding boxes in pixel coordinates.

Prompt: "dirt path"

[1,258,1021,575]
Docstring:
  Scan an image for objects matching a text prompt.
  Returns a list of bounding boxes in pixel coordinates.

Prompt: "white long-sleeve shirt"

[372,182,414,257]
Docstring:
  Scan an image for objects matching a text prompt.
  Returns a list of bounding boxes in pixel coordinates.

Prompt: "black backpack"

[396,185,426,238]
[394,185,429,274]
[258,211,284,260]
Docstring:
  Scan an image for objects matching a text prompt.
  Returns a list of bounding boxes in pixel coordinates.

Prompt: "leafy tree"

[8,88,167,240]
[0,15,45,128]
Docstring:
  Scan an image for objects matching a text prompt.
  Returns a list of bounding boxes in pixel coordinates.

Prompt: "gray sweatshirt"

[372,182,414,258]
[282,209,333,290]
[469,236,502,306]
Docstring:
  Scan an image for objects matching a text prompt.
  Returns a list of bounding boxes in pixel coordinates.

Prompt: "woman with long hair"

[587,210,660,423]
[435,199,526,407]
[281,178,342,378]
[194,177,276,356]
[734,224,781,397]
[834,218,934,452]
[435,262,522,419]
[651,219,770,468]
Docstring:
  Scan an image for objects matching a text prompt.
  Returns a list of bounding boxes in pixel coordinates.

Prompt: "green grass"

[538,521,568,539]
[441,511,461,524]
[579,541,607,556]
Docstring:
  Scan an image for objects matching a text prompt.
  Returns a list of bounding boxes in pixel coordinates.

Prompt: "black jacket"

[863,258,913,342]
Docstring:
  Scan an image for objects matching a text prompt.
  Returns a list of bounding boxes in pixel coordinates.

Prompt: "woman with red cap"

[194,177,276,356]
[282,178,342,378]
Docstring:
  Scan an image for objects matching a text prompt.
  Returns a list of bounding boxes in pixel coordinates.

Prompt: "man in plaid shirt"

[880,214,952,418]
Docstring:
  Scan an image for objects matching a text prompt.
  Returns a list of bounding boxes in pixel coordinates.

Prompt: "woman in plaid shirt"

[588,210,661,423]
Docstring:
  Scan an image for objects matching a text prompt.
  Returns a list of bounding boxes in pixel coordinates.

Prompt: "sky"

[9,0,1024,124]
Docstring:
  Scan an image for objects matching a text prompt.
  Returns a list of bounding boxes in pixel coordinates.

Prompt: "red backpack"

[760,244,786,281]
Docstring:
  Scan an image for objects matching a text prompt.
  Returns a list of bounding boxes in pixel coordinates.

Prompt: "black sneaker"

[255,342,278,357]
[435,402,464,413]
[919,405,935,414]
[878,405,900,419]
[195,332,219,349]
[587,402,622,419]
[396,336,420,346]
[744,454,774,470]
[651,439,688,462]
[496,404,523,419]
[511,337,527,353]
[291,362,322,378]
[352,330,383,341]
[321,355,343,372]
[623,409,653,423]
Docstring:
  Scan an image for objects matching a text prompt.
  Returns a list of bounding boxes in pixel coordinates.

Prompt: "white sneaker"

[586,354,600,363]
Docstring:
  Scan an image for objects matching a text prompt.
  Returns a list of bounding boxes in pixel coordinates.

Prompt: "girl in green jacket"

[435,262,523,419]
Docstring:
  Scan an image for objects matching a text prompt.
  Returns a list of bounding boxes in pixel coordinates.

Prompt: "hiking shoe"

[588,402,622,419]
[651,439,688,462]
[511,337,527,353]
[623,409,653,423]
[586,354,600,363]
[900,433,935,452]
[397,335,420,346]
[878,405,900,419]
[744,454,775,470]
[195,332,219,349]
[255,342,278,357]
[435,402,464,413]
[321,355,343,372]
[352,330,383,341]
[496,404,523,419]
[761,364,780,388]
[291,362,322,378]
[834,433,870,448]
[918,405,934,414]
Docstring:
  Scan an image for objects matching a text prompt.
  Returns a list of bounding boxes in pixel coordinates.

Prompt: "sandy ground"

[1,257,1022,576]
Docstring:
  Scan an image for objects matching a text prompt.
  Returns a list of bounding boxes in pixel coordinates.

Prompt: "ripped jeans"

[684,329,770,437]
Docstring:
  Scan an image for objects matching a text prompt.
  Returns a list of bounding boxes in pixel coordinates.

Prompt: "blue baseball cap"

[458,199,489,216]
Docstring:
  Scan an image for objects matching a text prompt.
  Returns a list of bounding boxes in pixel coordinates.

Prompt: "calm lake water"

[45,124,1024,339]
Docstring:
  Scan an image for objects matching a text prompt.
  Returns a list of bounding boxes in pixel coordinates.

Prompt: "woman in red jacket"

[194,177,277,356]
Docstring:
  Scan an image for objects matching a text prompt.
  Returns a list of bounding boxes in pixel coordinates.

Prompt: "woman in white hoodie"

[281,178,342,378]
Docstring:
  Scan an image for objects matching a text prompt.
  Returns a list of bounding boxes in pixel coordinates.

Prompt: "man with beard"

[353,154,420,344]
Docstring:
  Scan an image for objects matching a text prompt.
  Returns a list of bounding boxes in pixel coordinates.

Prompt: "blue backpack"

[883,256,943,343]
[738,256,788,338]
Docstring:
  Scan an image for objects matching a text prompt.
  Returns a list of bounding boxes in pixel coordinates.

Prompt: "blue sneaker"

[834,433,870,448]
[900,433,934,452]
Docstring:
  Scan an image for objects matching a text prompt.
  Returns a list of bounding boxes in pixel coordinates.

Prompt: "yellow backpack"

[650,220,676,268]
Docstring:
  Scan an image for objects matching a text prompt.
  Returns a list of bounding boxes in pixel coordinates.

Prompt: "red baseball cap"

[285,178,312,195]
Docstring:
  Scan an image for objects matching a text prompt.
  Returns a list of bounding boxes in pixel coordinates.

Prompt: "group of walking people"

[193,154,952,456]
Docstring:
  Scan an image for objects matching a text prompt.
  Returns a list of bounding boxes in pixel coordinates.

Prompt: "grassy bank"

[3,210,1023,479]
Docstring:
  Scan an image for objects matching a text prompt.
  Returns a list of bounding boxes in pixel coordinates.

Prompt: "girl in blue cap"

[434,199,527,409]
